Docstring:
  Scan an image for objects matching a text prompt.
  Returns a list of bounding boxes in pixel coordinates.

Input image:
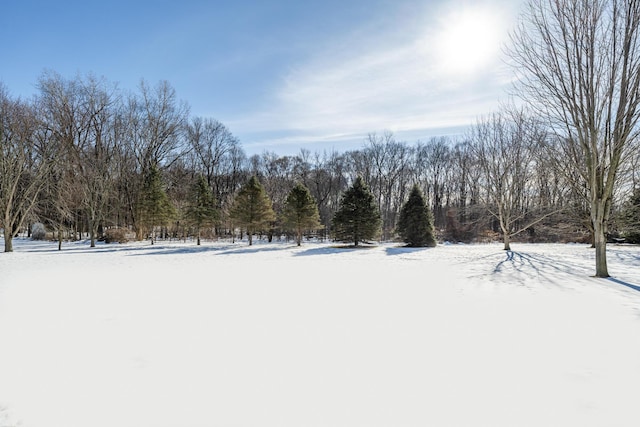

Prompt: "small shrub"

[104,228,131,244]
[31,222,46,240]
[621,231,640,244]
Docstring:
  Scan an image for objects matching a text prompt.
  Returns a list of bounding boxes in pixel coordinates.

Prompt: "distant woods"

[0,67,639,253]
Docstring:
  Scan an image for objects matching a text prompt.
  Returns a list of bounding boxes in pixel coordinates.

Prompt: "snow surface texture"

[0,238,639,427]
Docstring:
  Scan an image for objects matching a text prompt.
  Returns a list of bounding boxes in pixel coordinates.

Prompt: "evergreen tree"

[185,175,217,245]
[619,188,640,244]
[397,184,437,247]
[283,182,322,246]
[332,176,381,246]
[137,165,176,244]
[230,175,276,245]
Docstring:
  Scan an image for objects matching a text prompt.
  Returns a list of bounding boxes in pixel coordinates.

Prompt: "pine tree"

[185,175,217,245]
[230,175,276,245]
[283,182,322,246]
[137,165,176,244]
[332,176,381,246]
[397,184,437,247]
[619,188,640,244]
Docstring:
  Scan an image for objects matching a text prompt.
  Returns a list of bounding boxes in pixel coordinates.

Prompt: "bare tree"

[444,139,483,242]
[122,80,189,239]
[508,0,640,276]
[352,132,413,240]
[217,144,248,236]
[0,85,57,252]
[470,109,553,250]
[38,72,123,247]
[296,149,347,238]
[186,116,240,193]
[260,152,297,240]
[131,79,189,171]
[414,137,452,230]
[184,116,243,236]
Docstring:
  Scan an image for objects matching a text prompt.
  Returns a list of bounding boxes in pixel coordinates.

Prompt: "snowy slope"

[1,238,639,427]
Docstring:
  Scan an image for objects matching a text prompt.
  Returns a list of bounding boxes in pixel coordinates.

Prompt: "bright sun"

[434,6,504,75]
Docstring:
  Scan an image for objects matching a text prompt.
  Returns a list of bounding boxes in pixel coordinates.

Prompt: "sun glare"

[434,6,504,75]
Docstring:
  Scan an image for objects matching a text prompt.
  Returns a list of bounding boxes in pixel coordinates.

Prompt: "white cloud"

[232,0,524,154]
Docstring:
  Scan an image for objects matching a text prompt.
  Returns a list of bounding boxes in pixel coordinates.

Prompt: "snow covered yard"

[0,238,639,427]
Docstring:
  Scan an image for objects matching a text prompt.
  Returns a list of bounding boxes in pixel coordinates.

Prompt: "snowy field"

[1,237,639,427]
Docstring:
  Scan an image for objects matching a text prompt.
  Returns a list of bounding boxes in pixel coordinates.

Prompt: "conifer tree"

[619,188,640,244]
[230,175,276,245]
[397,184,437,247]
[283,182,322,246]
[137,165,176,244]
[186,175,217,245]
[332,176,381,246]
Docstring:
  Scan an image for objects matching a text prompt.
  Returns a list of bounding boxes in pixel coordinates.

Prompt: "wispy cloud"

[232,0,523,154]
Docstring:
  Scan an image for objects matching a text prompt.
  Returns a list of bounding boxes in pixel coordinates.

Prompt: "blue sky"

[2,0,525,155]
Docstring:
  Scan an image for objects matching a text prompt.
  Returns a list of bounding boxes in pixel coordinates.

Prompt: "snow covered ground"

[0,237,639,427]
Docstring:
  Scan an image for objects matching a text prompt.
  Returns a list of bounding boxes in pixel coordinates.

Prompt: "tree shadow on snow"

[128,244,232,256]
[490,250,589,287]
[607,277,640,292]
[490,249,640,292]
[214,245,294,256]
[19,241,156,256]
[294,244,376,256]
[294,246,344,256]
[608,246,640,266]
[385,246,432,256]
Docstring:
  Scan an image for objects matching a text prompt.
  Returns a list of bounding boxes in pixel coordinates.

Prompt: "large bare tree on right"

[508,0,640,277]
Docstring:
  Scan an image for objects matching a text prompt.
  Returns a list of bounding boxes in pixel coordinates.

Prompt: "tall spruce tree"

[230,175,276,245]
[332,176,381,246]
[397,184,437,247]
[137,165,176,244]
[619,188,640,244]
[186,175,217,245]
[283,182,322,246]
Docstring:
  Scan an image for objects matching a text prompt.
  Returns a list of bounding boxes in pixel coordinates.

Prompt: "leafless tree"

[352,132,413,240]
[414,137,453,230]
[440,139,483,242]
[184,116,244,236]
[122,80,189,239]
[252,151,297,240]
[186,116,240,192]
[294,149,348,238]
[377,136,413,240]
[508,0,640,276]
[470,109,554,250]
[130,79,189,171]
[38,72,123,247]
[0,85,57,252]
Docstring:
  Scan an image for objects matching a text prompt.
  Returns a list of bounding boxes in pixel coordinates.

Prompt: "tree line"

[1,72,636,250]
[2,0,640,278]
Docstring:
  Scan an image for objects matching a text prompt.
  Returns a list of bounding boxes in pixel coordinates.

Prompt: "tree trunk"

[4,234,13,253]
[503,232,511,251]
[89,217,96,248]
[592,202,609,278]
[500,215,511,250]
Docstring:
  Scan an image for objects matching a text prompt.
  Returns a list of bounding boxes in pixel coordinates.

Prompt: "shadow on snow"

[607,277,640,292]
[492,250,587,284]
[384,246,432,256]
